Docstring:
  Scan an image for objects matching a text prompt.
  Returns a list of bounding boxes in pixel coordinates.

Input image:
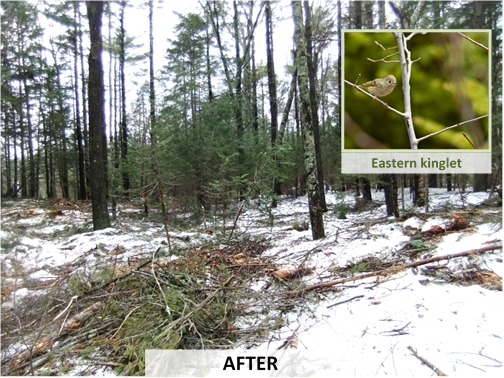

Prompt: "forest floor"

[0,188,502,376]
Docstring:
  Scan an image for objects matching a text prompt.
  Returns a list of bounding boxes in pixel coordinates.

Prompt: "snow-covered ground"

[1,188,502,376]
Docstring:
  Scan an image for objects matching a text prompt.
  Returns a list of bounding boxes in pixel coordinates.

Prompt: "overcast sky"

[120,1,298,88]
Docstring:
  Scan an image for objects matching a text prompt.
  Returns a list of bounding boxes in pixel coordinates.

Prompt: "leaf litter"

[0,189,502,376]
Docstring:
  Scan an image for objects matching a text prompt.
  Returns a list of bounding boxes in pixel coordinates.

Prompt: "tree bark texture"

[86,1,111,230]
[303,1,327,211]
[292,1,325,240]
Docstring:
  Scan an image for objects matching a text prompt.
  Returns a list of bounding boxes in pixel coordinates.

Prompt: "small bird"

[359,74,397,99]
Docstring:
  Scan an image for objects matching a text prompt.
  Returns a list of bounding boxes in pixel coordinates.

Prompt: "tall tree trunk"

[304,1,327,212]
[250,1,258,133]
[233,1,244,158]
[20,27,36,198]
[207,2,233,94]
[364,1,373,28]
[23,78,36,198]
[13,112,18,197]
[353,1,362,28]
[74,2,86,200]
[205,15,214,102]
[2,108,13,196]
[149,0,156,146]
[265,2,281,205]
[119,1,130,196]
[86,0,111,230]
[379,0,386,29]
[279,67,297,143]
[50,43,70,199]
[78,7,90,198]
[17,67,27,197]
[292,1,324,240]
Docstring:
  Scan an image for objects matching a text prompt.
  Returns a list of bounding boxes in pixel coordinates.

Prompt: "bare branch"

[374,40,398,51]
[367,51,400,63]
[353,73,361,86]
[462,132,477,148]
[344,79,406,118]
[417,115,489,144]
[407,346,447,376]
[458,32,489,50]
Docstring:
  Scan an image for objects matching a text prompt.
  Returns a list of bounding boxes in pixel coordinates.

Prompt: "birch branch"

[394,32,418,149]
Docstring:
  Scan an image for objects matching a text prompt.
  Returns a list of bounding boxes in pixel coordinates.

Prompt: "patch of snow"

[402,216,424,230]
[421,217,447,232]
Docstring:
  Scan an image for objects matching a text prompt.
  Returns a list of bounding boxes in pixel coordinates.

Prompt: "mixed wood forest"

[0,1,503,376]
[1,1,502,232]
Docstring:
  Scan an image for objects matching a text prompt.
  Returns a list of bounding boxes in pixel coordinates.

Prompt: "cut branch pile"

[287,244,502,296]
[1,239,284,376]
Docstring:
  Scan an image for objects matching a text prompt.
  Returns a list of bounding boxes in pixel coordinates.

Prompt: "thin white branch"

[417,115,489,144]
[344,79,406,118]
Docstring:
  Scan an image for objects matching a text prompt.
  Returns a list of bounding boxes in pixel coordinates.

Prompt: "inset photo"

[343,31,490,150]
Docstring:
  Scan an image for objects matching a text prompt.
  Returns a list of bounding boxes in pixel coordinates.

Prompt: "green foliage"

[292,219,309,231]
[332,199,352,219]
[405,239,428,250]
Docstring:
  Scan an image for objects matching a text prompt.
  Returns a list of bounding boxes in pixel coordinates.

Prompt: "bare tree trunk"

[205,14,214,102]
[265,2,282,206]
[87,0,111,230]
[292,1,325,240]
[74,2,86,200]
[250,1,258,133]
[119,1,130,196]
[78,7,90,198]
[233,1,244,159]
[304,1,327,212]
[379,0,386,29]
[279,67,297,143]
[148,0,156,146]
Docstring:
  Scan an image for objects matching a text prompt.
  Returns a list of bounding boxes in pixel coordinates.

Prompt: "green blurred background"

[343,31,489,150]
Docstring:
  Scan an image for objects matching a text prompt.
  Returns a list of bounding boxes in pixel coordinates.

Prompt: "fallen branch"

[381,321,411,335]
[288,244,501,295]
[407,345,447,376]
[84,249,159,295]
[153,275,235,342]
[327,295,364,309]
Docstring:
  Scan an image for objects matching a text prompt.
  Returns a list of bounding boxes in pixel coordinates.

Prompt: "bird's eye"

[388,80,392,83]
